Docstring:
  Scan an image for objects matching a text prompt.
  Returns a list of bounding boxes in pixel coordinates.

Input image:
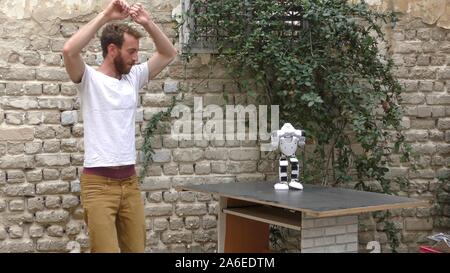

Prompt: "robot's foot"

[289,181,303,190]
[274,182,289,190]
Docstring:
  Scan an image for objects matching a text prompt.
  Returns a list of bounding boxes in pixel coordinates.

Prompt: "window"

[179,0,308,54]
[180,0,218,54]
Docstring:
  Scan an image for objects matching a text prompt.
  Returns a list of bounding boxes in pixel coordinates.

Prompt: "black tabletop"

[178,181,429,217]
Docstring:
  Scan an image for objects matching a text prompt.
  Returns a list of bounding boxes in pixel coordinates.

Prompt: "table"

[177,182,429,253]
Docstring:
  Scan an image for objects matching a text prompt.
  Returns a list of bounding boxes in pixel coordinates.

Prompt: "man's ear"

[107,44,118,57]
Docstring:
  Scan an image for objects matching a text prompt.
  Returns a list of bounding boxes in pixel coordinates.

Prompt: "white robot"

[271,123,306,190]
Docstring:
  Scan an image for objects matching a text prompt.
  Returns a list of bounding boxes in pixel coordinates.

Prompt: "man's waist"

[83,165,136,179]
[107,165,132,170]
[84,164,135,169]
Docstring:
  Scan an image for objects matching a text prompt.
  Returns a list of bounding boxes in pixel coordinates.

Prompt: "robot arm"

[294,129,306,146]
[271,131,280,150]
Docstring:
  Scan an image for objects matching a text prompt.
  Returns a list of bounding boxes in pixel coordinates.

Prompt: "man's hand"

[129,3,151,26]
[104,0,130,21]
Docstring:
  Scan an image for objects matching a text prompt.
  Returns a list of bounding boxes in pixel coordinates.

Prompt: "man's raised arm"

[63,0,130,83]
[129,3,177,80]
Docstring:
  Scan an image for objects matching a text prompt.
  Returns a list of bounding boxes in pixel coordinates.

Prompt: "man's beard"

[114,54,132,75]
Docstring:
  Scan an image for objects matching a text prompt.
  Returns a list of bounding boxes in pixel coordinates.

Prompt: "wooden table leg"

[218,196,227,253]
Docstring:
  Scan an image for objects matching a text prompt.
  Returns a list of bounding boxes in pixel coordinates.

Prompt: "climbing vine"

[140,97,177,181]
[180,0,417,252]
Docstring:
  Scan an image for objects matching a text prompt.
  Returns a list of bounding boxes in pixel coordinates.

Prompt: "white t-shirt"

[76,62,149,167]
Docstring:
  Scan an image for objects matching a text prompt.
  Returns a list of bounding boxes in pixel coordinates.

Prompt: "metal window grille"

[180,0,308,53]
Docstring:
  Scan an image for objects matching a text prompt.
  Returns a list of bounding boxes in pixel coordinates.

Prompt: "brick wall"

[0,0,448,253]
[301,215,358,253]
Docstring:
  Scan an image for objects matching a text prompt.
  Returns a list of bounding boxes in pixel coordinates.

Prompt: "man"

[63,0,177,252]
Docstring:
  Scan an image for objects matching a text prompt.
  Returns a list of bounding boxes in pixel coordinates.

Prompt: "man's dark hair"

[100,23,143,58]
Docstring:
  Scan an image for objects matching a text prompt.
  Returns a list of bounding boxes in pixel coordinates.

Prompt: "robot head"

[280,123,296,133]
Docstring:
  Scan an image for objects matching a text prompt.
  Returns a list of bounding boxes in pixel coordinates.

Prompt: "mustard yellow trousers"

[80,173,146,253]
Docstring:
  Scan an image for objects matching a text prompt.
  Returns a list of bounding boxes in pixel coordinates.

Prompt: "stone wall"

[0,0,448,253]
[356,0,450,253]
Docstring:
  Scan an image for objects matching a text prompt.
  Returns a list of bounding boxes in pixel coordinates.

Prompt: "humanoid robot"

[271,123,305,190]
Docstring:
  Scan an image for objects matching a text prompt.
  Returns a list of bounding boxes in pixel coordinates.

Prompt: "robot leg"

[288,157,303,190]
[275,157,289,190]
